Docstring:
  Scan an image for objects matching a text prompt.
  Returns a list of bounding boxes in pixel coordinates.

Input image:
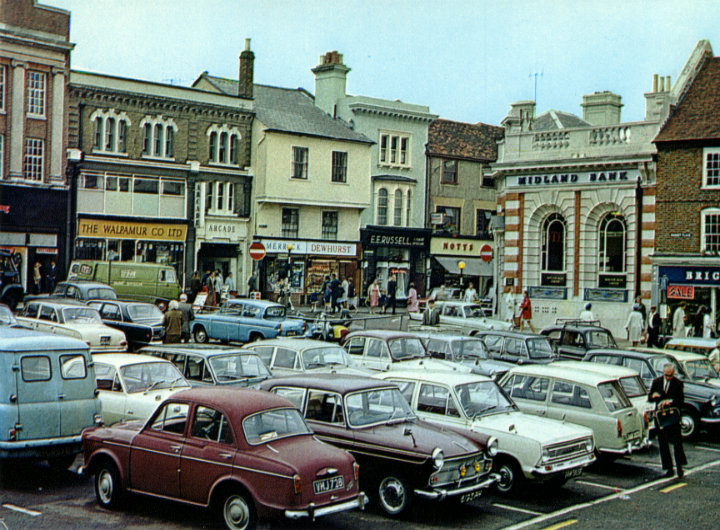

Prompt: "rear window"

[598,381,632,411]
[587,331,616,348]
[618,375,646,398]
[88,288,117,300]
[264,306,286,318]
[127,304,163,321]
[21,355,51,382]
[527,338,554,359]
[60,354,87,379]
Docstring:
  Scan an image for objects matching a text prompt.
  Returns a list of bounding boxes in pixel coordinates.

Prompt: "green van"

[68,260,181,305]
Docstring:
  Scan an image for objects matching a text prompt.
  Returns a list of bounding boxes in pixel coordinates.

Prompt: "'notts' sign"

[507,169,640,188]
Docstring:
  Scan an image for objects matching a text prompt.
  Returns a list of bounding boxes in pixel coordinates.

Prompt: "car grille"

[431,453,490,488]
[544,437,592,464]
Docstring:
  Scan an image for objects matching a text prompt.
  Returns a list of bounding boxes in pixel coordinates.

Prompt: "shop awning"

[435,256,492,277]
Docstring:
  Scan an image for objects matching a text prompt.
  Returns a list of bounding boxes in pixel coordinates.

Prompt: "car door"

[557,330,586,359]
[304,390,353,449]
[18,302,40,330]
[14,353,61,440]
[130,401,189,498]
[271,347,300,376]
[482,334,505,360]
[502,338,524,364]
[344,336,366,367]
[363,338,392,371]
[35,304,59,334]
[185,355,214,385]
[501,373,550,417]
[546,380,595,427]
[93,362,127,425]
[415,382,464,429]
[57,351,98,436]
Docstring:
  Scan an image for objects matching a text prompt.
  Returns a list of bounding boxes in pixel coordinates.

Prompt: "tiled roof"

[532,110,590,131]
[426,119,504,162]
[655,56,720,143]
[200,74,373,144]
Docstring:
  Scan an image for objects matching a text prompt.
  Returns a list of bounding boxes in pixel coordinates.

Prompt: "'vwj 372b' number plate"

[313,476,344,495]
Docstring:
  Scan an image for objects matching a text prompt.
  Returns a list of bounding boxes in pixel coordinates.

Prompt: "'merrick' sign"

[508,169,640,188]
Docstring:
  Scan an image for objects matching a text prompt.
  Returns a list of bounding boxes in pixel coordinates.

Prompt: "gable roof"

[427,119,503,162]
[197,73,373,144]
[655,56,720,143]
[532,110,590,131]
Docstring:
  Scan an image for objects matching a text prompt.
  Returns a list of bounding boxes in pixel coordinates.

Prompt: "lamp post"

[458,260,466,287]
[286,243,294,306]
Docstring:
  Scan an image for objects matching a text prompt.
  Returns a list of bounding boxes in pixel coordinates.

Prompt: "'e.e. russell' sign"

[507,169,640,188]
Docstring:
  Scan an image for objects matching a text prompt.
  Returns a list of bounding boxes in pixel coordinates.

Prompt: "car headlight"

[711,395,718,407]
[585,437,595,453]
[432,447,444,470]
[486,436,498,458]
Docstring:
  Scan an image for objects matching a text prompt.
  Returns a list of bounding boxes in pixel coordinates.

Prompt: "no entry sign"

[249,241,266,261]
[480,244,493,263]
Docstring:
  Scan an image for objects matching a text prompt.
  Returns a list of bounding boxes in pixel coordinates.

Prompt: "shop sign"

[528,286,567,300]
[430,237,488,257]
[598,274,627,289]
[668,285,695,300]
[507,169,640,189]
[206,222,238,235]
[35,247,57,255]
[659,265,720,286]
[584,288,628,303]
[361,227,430,249]
[260,239,357,257]
[78,219,187,242]
[541,273,567,286]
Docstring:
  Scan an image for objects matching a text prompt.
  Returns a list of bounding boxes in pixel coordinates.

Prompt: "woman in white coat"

[626,304,644,346]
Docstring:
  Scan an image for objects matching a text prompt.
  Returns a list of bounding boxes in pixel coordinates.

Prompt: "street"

[1,431,718,530]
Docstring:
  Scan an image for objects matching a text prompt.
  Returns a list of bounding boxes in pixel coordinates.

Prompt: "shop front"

[655,263,720,336]
[195,218,249,295]
[429,236,495,298]
[360,226,431,299]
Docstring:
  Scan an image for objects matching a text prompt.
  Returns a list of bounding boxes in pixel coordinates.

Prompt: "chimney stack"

[311,50,350,117]
[644,73,672,121]
[238,38,254,99]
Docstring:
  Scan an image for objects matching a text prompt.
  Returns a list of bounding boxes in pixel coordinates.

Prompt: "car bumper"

[285,492,367,520]
[599,435,651,455]
[414,473,499,501]
[530,452,596,478]
[0,435,82,459]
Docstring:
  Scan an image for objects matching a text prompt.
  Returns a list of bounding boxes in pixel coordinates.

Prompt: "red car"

[81,387,366,530]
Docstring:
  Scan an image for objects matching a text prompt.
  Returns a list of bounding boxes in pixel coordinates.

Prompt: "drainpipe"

[635,176,643,298]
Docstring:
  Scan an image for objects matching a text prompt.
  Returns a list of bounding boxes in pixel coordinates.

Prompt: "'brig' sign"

[507,169,640,188]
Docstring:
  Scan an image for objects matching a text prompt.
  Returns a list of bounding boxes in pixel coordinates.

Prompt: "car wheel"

[249,332,262,342]
[221,490,256,530]
[194,326,209,343]
[377,474,410,516]
[47,455,77,471]
[94,461,124,509]
[680,409,699,439]
[493,457,523,494]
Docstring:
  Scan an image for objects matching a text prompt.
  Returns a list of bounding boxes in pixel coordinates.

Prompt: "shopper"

[649,363,687,478]
[162,301,183,344]
[519,290,534,332]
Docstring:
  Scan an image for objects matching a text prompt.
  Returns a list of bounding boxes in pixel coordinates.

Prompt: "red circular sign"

[249,241,266,261]
[480,244,493,263]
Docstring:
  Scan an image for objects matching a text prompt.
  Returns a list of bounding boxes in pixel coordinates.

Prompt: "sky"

[46,0,720,126]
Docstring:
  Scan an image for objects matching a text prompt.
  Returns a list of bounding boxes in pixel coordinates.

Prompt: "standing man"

[162,301,183,344]
[673,303,687,338]
[224,272,235,294]
[178,294,195,343]
[648,363,687,478]
[635,295,647,329]
[329,273,341,313]
[247,272,258,295]
[384,274,397,315]
[464,282,478,304]
[47,260,57,293]
[423,298,440,326]
[647,305,661,347]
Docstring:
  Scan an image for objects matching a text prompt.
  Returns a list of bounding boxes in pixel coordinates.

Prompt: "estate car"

[409,301,511,334]
[475,330,557,365]
[541,320,617,359]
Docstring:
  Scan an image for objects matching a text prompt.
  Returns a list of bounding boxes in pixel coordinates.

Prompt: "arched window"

[541,213,565,271]
[209,132,218,161]
[599,213,626,273]
[406,189,412,226]
[153,124,163,156]
[105,117,115,150]
[377,188,388,225]
[219,132,228,163]
[93,117,103,149]
[394,189,403,226]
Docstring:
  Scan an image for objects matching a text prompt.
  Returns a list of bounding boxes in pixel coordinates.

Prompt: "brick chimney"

[312,51,350,117]
[581,91,623,125]
[238,38,254,99]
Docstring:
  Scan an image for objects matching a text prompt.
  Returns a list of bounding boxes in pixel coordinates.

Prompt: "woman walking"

[626,304,644,346]
[368,279,380,314]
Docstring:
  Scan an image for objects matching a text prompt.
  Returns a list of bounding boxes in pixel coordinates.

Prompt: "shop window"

[322,211,338,240]
[282,208,299,238]
[162,180,184,196]
[436,206,460,235]
[701,208,720,252]
[134,178,159,194]
[598,213,625,273]
[106,175,130,192]
[441,160,458,184]
[476,209,492,239]
[377,188,388,225]
[541,213,566,272]
[292,146,309,179]
[703,148,720,188]
[80,172,104,190]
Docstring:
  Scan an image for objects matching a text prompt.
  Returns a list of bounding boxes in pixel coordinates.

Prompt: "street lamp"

[458,260,466,287]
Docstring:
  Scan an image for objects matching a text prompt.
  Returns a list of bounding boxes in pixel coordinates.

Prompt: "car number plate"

[460,489,483,504]
[313,476,344,494]
[285,331,297,336]
[100,336,111,345]
[564,467,583,479]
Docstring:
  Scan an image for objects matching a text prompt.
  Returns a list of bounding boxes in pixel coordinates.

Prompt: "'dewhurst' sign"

[507,169,640,188]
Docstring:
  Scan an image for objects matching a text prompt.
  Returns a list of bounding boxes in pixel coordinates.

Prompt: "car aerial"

[139,344,273,387]
[474,330,558,365]
[24,280,118,304]
[540,319,617,359]
[92,353,191,425]
[242,338,372,377]
[375,370,595,493]
[260,374,498,516]
[192,299,305,344]
[409,301,511,334]
[500,364,647,457]
[342,330,472,373]
[582,348,720,439]
[87,299,165,351]
[17,300,127,353]
[80,387,366,530]
[0,327,102,469]
[410,331,514,380]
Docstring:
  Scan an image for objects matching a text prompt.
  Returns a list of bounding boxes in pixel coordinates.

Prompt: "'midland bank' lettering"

[517,171,628,186]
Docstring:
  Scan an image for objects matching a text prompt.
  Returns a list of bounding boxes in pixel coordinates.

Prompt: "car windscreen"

[0,305,17,325]
[649,355,681,376]
[587,330,617,348]
[302,346,350,369]
[119,361,188,393]
[243,407,311,445]
[684,359,720,381]
[527,338,555,359]
[346,388,415,427]
[264,305,287,319]
[209,354,272,382]
[454,339,489,359]
[127,303,164,321]
[88,288,117,300]
[388,337,426,360]
[598,381,632,411]
[455,380,515,418]
[619,375,647,398]
[62,307,102,323]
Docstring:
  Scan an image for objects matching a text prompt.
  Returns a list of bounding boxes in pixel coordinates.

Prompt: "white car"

[92,353,191,425]
[375,369,595,493]
[17,300,127,353]
[409,301,512,334]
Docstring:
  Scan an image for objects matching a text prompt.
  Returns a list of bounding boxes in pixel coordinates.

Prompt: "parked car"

[81,387,366,530]
[375,370,595,493]
[663,337,718,358]
[87,299,165,351]
[500,364,647,456]
[192,299,305,344]
[260,374,498,516]
[409,301,511,334]
[475,330,557,365]
[92,353,191,425]
[416,286,464,312]
[25,280,118,304]
[583,347,720,439]
[540,320,617,359]
[342,330,471,373]
[0,327,102,468]
[0,249,24,310]
[243,338,371,377]
[17,300,127,353]
[140,344,272,387]
[410,332,514,380]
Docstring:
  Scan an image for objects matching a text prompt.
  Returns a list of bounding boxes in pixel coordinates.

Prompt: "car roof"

[630,347,706,362]
[139,344,257,357]
[586,348,665,360]
[91,353,174,366]
[436,300,475,306]
[553,360,641,378]
[345,330,422,340]
[0,327,90,352]
[476,330,545,339]
[506,363,619,385]
[225,299,282,308]
[408,332,482,342]
[665,337,717,348]
[263,374,399,394]
[171,387,295,420]
[376,369,493,386]
[26,299,92,308]
[88,299,156,307]
[246,338,345,351]
[59,281,114,288]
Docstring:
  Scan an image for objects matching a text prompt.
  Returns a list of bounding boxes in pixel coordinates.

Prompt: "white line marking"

[493,503,543,516]
[2,504,41,517]
[574,480,623,491]
[696,445,720,453]
[500,458,720,530]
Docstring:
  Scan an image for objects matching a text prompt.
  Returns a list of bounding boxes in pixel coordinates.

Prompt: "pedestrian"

[178,293,195,343]
[224,272,235,293]
[580,303,595,322]
[368,278,380,314]
[33,261,42,294]
[201,269,211,287]
[519,290,534,332]
[327,273,339,312]
[205,271,216,308]
[162,300,183,344]
[341,277,349,308]
[703,307,713,338]
[384,274,397,315]
[347,278,357,312]
[464,282,478,304]
[649,363,687,478]
[635,295,647,328]
[46,260,57,293]
[189,271,201,303]
[321,275,332,311]
[422,298,440,325]
[626,304,644,346]
[672,303,687,338]
[247,272,258,295]
[709,339,720,374]
[406,282,419,312]
[646,305,661,347]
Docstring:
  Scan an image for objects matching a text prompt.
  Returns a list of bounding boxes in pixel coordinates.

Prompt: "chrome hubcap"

[98,470,113,504]
[497,465,514,492]
[224,496,249,529]
[379,477,405,513]
[681,415,695,436]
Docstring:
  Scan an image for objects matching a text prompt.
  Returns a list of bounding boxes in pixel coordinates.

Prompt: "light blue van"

[0,327,102,468]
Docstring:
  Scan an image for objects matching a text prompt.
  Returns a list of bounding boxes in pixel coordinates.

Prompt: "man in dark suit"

[646,305,661,347]
[648,363,687,478]
[422,299,440,326]
[384,274,397,315]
